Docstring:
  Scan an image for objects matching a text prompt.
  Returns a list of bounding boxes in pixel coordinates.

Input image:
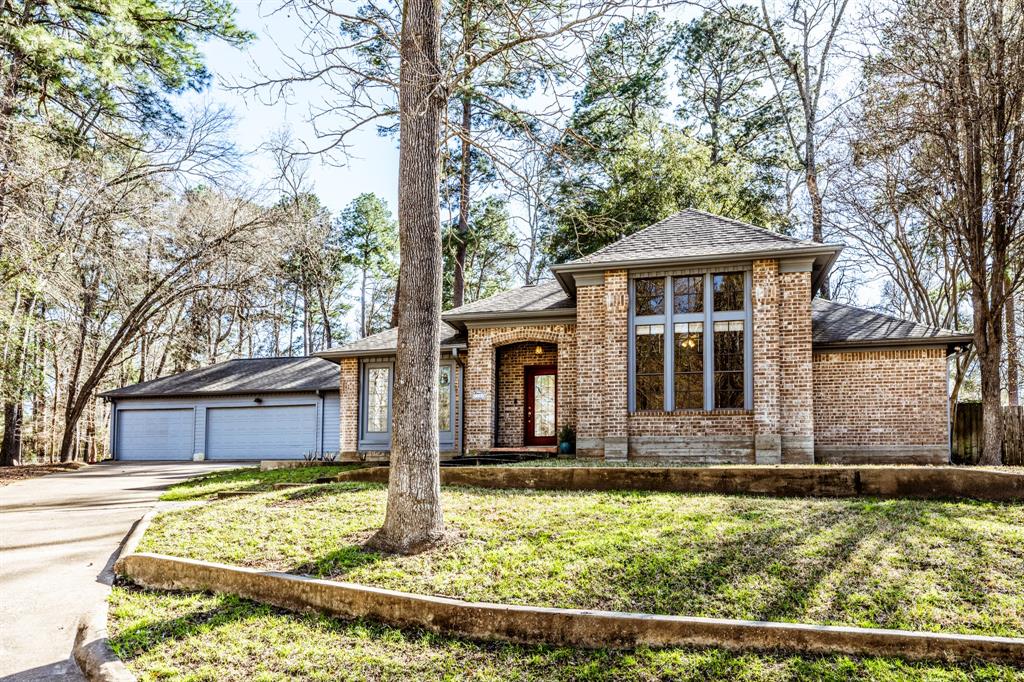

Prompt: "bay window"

[630,270,751,412]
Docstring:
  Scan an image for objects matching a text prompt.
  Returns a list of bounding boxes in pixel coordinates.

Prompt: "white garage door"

[205,404,316,460]
[117,409,194,461]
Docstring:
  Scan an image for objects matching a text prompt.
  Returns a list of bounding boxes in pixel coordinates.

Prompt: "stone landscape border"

[333,464,1024,502]
[115,552,1024,665]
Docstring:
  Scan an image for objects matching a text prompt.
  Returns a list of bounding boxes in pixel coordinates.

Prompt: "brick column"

[752,259,781,463]
[575,282,605,457]
[603,270,629,460]
[339,358,359,459]
[779,268,815,462]
[556,326,578,433]
[464,328,495,453]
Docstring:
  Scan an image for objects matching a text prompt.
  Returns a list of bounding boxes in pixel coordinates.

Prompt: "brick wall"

[779,270,814,463]
[495,342,558,447]
[603,270,629,459]
[464,323,577,452]
[752,259,781,462]
[339,357,358,457]
[813,348,950,464]
[575,283,605,457]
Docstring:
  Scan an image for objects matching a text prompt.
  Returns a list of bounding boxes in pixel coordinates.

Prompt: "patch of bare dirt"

[0,462,87,486]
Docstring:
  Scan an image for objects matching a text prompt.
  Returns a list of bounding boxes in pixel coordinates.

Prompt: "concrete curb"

[73,606,136,682]
[333,465,1024,502]
[71,506,175,682]
[117,553,1024,665]
[70,514,149,682]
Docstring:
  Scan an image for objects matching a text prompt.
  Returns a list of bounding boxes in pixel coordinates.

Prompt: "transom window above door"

[630,271,752,412]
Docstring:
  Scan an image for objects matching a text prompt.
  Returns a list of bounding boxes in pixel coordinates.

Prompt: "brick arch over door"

[464,324,577,452]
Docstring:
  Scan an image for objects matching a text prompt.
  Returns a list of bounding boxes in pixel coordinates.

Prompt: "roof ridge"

[682,208,808,244]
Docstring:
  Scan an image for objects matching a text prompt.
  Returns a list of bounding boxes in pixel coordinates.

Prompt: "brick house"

[318,210,971,465]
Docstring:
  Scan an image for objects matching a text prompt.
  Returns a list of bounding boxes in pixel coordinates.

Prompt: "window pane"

[533,374,556,437]
[713,321,744,408]
[673,322,704,409]
[635,324,664,410]
[438,366,451,432]
[367,367,390,432]
[713,272,744,311]
[672,275,704,315]
[634,278,665,316]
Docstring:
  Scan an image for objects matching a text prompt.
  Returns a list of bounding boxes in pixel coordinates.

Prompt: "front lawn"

[108,586,1023,681]
[136,479,1024,637]
[158,465,361,501]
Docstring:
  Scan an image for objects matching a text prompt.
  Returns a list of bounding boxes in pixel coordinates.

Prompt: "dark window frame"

[628,271,753,412]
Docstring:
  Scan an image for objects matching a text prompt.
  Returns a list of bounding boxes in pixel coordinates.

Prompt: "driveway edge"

[73,606,136,682]
[71,509,162,682]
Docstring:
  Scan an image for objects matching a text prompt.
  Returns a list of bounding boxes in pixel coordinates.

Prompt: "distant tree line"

[1,0,1021,473]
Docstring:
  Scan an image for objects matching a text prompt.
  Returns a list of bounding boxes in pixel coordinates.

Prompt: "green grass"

[108,585,1024,681]
[137,482,1024,637]
[158,466,361,501]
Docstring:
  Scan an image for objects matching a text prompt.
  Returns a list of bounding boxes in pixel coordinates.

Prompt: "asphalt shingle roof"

[561,209,829,266]
[443,280,574,320]
[317,322,465,358]
[101,357,339,398]
[811,299,972,348]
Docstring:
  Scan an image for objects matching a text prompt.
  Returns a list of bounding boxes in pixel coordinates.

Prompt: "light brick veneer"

[339,357,358,458]
[575,260,816,464]
[778,270,814,463]
[752,259,781,462]
[575,283,606,457]
[464,324,576,453]
[813,348,950,464]
[495,342,558,447]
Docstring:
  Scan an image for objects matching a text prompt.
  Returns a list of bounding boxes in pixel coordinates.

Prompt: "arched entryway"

[462,324,576,453]
[495,341,558,447]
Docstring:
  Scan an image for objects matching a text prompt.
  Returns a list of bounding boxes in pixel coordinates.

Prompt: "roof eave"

[813,335,973,356]
[550,244,843,295]
[442,307,578,332]
[99,386,340,399]
[316,342,467,361]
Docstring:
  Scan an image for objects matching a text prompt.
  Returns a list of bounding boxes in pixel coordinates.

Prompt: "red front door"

[524,366,557,446]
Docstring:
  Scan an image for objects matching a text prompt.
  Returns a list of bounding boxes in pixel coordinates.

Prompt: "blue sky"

[178,1,401,214]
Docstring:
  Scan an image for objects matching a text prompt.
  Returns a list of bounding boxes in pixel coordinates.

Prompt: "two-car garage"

[103,357,340,462]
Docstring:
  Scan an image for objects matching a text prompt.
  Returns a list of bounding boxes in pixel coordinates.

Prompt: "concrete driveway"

[0,461,245,680]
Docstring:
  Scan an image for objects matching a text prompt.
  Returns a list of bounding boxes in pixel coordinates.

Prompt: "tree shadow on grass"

[577,499,895,625]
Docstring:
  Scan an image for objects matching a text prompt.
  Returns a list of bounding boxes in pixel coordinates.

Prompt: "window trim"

[628,270,753,413]
[358,358,457,451]
[359,360,393,448]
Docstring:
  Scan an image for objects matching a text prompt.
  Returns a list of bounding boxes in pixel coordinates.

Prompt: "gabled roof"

[550,209,842,295]
[443,280,575,327]
[316,322,466,360]
[811,299,972,353]
[100,357,339,399]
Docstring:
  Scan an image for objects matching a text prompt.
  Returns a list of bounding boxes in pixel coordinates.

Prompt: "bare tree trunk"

[1,402,21,466]
[360,268,368,337]
[367,0,445,554]
[390,277,400,329]
[452,92,472,309]
[1007,273,1019,406]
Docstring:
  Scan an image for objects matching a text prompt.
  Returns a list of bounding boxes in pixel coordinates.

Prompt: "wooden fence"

[952,403,1024,465]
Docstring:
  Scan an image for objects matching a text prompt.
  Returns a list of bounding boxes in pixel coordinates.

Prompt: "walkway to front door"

[525,365,557,446]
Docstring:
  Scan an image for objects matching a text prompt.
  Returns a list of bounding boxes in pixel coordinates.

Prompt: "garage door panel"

[206,405,315,460]
[117,409,194,461]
